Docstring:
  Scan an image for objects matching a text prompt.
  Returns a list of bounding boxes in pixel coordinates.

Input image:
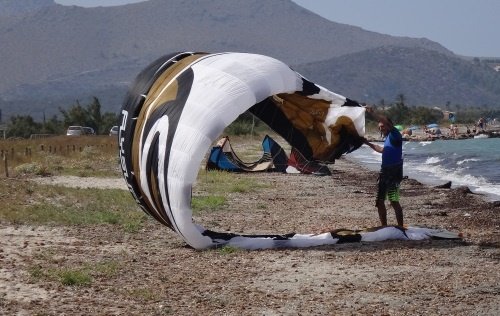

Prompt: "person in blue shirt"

[363,107,404,227]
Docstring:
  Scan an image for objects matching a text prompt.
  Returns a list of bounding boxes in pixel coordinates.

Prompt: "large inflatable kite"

[119,52,459,249]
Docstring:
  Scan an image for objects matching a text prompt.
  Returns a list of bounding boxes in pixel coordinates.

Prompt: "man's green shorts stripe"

[387,187,400,202]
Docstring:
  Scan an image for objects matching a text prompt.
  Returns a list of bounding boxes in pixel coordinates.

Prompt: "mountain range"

[0,0,499,121]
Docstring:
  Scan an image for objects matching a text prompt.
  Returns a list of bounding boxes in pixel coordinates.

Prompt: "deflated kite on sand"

[118,51,460,249]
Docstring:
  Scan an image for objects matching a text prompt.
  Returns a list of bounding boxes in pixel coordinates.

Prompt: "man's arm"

[363,137,383,153]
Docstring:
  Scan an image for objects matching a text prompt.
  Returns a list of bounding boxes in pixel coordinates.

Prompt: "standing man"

[363,107,404,227]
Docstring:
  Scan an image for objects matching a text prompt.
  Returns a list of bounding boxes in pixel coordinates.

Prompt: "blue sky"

[54,0,500,57]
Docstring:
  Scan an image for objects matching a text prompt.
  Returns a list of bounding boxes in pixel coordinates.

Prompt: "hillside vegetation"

[295,46,500,107]
[2,0,490,121]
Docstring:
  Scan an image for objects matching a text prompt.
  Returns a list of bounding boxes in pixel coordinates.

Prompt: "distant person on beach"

[362,107,404,227]
[478,118,485,131]
[449,124,458,138]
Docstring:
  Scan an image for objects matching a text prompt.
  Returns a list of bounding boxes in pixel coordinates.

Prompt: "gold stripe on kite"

[131,54,207,202]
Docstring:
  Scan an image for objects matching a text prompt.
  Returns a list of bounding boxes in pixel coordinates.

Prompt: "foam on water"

[424,156,443,164]
[456,158,480,165]
[419,141,433,146]
[346,139,500,201]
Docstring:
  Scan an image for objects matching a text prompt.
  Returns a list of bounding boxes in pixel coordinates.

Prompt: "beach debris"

[490,201,500,208]
[435,181,452,189]
[417,211,447,217]
[455,186,474,195]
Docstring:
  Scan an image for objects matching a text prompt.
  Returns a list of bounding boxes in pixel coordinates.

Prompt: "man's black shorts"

[377,163,403,202]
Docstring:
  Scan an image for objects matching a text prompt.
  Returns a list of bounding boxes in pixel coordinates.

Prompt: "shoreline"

[346,154,500,204]
[355,134,500,203]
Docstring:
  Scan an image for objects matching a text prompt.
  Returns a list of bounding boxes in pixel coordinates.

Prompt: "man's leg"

[376,200,387,226]
[390,201,403,226]
[388,183,403,226]
[376,174,388,226]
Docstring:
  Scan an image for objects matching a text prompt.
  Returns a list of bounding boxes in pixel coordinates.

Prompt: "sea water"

[346,138,500,201]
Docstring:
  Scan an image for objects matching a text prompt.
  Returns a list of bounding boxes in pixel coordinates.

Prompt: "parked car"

[109,126,119,136]
[66,126,83,136]
[82,127,96,135]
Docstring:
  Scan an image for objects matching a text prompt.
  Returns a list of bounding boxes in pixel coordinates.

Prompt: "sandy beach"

[1,157,499,315]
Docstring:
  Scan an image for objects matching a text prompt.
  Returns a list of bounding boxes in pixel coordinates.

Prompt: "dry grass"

[0,135,119,177]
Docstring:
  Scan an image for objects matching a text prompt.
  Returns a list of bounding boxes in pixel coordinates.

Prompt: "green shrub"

[217,245,240,254]
[59,269,92,286]
[192,195,226,213]
[224,121,255,136]
[14,162,51,176]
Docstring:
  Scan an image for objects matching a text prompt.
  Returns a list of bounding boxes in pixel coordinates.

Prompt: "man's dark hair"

[379,117,394,125]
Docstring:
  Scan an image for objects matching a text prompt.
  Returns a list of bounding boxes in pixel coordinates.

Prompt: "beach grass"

[192,169,270,214]
[29,265,92,286]
[196,170,269,194]
[0,179,147,230]
[192,195,226,213]
[216,245,241,255]
[28,259,122,286]
[0,136,272,228]
[0,148,271,231]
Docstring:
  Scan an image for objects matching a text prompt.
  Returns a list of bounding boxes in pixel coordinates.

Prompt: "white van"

[109,126,119,136]
[66,126,83,136]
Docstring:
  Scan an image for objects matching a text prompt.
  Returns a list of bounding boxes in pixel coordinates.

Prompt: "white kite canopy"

[117,51,461,250]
